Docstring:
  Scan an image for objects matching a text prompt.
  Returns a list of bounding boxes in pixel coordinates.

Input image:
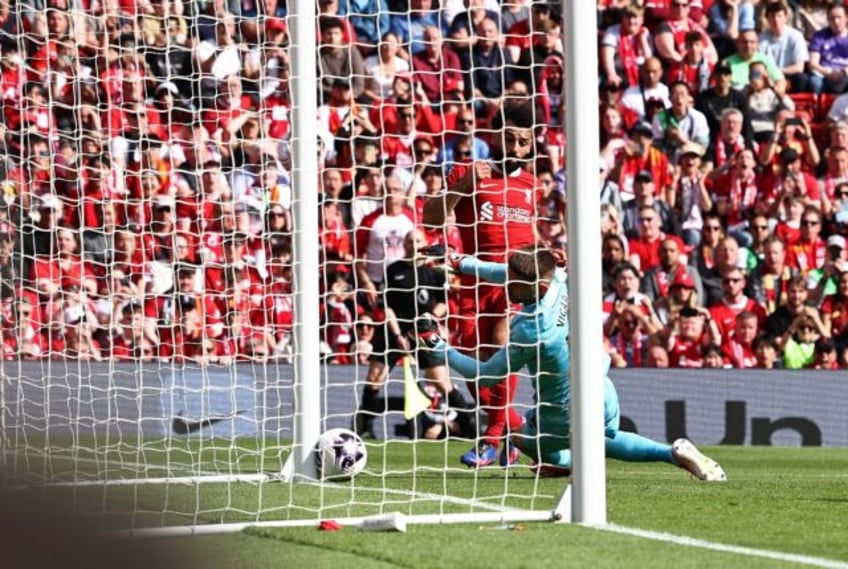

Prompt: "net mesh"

[0,1,566,530]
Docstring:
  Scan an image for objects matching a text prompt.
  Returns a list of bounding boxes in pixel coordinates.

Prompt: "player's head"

[506,245,556,304]
[490,100,536,174]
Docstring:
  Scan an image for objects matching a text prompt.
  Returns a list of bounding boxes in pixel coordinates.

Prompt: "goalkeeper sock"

[605,431,674,464]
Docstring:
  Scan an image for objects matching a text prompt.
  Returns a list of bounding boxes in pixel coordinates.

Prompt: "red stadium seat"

[819,93,839,123]
[788,92,819,121]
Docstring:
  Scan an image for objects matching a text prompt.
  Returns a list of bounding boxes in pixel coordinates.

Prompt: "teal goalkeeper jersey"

[445,258,571,426]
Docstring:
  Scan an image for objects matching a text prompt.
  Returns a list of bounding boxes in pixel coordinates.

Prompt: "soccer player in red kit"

[422,100,542,467]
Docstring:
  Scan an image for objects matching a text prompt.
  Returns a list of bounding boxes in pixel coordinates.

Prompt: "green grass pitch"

[5,441,848,568]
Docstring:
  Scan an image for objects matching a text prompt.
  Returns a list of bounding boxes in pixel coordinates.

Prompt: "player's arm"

[446,341,532,388]
[455,256,507,285]
[422,161,492,226]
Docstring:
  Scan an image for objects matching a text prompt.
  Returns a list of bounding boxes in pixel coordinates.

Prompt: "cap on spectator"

[331,78,351,90]
[680,142,704,158]
[779,147,800,164]
[630,121,654,137]
[156,82,179,96]
[175,262,197,276]
[679,306,700,318]
[38,194,61,210]
[266,16,287,33]
[635,170,653,183]
[154,195,174,211]
[827,234,846,250]
[64,306,85,326]
[671,271,696,289]
[714,63,732,75]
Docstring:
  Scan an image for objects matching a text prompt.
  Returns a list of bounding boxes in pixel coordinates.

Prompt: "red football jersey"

[447,164,541,262]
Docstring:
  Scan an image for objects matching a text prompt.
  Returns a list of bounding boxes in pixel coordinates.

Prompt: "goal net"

[0,0,575,533]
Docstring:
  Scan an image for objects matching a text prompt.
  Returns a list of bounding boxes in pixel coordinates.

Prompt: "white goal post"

[0,0,602,534]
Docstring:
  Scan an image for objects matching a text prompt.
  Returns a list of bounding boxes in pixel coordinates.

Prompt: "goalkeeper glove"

[411,315,448,363]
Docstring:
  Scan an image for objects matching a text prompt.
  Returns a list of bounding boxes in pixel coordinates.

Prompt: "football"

[315,428,368,480]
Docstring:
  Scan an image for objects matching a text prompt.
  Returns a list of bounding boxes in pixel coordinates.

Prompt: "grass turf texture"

[4,442,848,568]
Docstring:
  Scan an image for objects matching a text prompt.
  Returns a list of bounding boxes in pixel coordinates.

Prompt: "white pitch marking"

[600,524,848,569]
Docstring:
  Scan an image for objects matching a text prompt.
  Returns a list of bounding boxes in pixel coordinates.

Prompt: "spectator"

[447,0,501,53]
[642,238,703,304]
[628,204,687,275]
[602,233,628,296]
[504,1,558,64]
[742,213,772,270]
[781,311,825,369]
[458,17,514,116]
[621,57,670,120]
[599,2,653,90]
[669,143,712,247]
[653,0,717,67]
[610,121,673,202]
[363,32,410,102]
[702,343,730,368]
[759,1,811,93]
[621,171,680,240]
[651,81,711,159]
[689,216,730,304]
[763,274,813,342]
[318,17,367,104]
[721,310,759,368]
[812,337,840,369]
[793,0,829,42]
[645,344,670,367]
[337,0,391,56]
[807,3,848,94]
[703,107,754,173]
[666,31,714,96]
[819,268,848,350]
[746,236,798,315]
[753,334,781,369]
[786,205,827,274]
[707,266,767,343]
[195,10,243,102]
[603,262,663,367]
[663,305,719,367]
[758,112,820,174]
[745,61,795,144]
[710,148,761,246]
[724,29,787,95]
[411,26,464,106]
[763,147,821,220]
[707,0,756,61]
[389,0,446,59]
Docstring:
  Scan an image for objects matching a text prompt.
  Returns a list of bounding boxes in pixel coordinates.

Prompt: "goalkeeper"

[418,246,726,480]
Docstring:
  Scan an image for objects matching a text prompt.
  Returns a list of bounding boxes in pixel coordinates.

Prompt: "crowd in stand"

[0,0,846,369]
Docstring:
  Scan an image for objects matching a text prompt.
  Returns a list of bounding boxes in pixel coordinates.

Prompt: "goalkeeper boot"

[460,442,499,468]
[499,441,522,467]
[530,461,572,478]
[671,438,727,482]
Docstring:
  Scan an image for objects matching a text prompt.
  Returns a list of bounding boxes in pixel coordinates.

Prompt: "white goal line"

[600,524,848,569]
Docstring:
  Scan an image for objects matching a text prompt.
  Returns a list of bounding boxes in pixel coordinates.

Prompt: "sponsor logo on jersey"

[478,201,533,223]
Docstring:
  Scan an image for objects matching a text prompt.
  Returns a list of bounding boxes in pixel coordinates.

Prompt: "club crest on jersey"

[525,190,532,204]
[480,201,494,221]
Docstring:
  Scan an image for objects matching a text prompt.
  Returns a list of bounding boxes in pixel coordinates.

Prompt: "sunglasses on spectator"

[802,219,820,226]
[415,146,433,154]
[398,113,414,119]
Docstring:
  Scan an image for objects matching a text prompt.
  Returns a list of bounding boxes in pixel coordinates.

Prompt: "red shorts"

[451,275,513,353]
